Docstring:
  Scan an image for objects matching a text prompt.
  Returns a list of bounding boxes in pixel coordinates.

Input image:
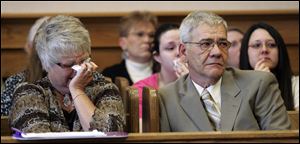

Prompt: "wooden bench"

[126,87,139,133]
[142,87,160,132]
[288,111,299,130]
[115,77,139,132]
[1,116,11,136]
[115,76,130,114]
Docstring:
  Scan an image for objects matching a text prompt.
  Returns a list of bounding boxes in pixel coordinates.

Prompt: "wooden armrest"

[127,87,139,133]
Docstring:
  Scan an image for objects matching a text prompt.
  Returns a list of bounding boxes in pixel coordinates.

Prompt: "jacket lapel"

[220,70,242,131]
[179,75,214,131]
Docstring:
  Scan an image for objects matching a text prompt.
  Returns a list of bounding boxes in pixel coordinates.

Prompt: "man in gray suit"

[159,11,291,132]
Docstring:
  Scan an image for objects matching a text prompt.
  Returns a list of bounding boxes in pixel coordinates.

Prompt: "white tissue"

[173,59,180,68]
[72,65,82,71]
[71,58,91,71]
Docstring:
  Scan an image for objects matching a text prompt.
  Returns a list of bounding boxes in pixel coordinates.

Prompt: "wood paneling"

[1,11,299,78]
[287,45,299,75]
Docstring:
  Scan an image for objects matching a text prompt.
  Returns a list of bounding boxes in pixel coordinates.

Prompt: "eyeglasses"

[56,57,91,69]
[248,41,277,49]
[183,39,231,52]
[56,63,73,69]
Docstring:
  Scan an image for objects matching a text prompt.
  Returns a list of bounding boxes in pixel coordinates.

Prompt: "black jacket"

[102,60,159,85]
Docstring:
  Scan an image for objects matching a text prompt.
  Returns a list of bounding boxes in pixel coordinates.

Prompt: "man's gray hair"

[179,11,228,43]
[34,15,91,71]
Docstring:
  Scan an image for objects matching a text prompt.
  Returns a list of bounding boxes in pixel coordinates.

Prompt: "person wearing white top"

[292,76,299,110]
[102,11,158,85]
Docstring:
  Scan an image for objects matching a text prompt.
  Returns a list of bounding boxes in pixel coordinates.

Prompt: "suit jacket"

[159,68,291,132]
[102,60,159,85]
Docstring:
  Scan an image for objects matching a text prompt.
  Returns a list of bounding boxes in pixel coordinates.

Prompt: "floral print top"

[9,72,125,133]
[1,71,27,116]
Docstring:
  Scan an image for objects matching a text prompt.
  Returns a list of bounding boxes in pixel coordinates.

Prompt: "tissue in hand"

[173,59,180,68]
[71,58,91,71]
[72,65,82,71]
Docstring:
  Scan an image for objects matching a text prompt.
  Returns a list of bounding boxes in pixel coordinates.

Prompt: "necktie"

[201,89,221,130]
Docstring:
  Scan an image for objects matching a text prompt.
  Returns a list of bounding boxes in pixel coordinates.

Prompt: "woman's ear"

[119,37,127,51]
[24,43,32,56]
[153,52,162,63]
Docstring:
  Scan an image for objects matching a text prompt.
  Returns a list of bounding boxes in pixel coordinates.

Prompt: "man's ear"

[119,37,127,51]
[179,43,187,57]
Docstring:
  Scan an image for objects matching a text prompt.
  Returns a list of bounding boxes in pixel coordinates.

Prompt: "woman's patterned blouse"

[9,72,126,133]
[1,71,27,116]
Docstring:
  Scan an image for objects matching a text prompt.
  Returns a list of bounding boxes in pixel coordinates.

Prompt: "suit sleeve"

[158,90,171,132]
[254,73,291,130]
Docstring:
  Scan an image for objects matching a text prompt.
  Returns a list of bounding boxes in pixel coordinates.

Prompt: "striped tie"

[201,89,221,130]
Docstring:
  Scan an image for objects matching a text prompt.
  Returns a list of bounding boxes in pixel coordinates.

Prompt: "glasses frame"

[55,57,91,69]
[248,41,278,49]
[183,40,231,52]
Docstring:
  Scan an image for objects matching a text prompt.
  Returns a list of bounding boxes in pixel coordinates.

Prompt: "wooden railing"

[1,130,298,143]
[1,10,298,79]
[2,111,299,142]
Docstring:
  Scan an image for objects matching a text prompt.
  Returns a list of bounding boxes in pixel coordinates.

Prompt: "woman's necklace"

[54,90,74,113]
[63,94,74,107]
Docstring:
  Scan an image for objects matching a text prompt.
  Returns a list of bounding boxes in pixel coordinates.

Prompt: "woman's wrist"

[70,89,85,99]
[72,93,86,101]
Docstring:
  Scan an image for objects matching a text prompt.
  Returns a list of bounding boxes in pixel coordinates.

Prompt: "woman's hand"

[254,59,270,72]
[69,61,98,92]
[173,56,189,78]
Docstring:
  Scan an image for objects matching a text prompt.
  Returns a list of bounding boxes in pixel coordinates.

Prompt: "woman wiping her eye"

[9,15,126,132]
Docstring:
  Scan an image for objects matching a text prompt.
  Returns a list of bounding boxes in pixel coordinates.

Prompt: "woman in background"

[240,22,299,111]
[133,23,188,131]
[1,16,49,116]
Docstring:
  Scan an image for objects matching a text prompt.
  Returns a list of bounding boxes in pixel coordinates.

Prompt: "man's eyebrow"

[218,38,227,41]
[200,38,214,41]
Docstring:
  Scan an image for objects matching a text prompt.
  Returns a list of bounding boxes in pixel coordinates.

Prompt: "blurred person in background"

[240,22,299,111]
[1,16,49,116]
[133,23,188,131]
[102,11,158,85]
[227,27,244,68]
